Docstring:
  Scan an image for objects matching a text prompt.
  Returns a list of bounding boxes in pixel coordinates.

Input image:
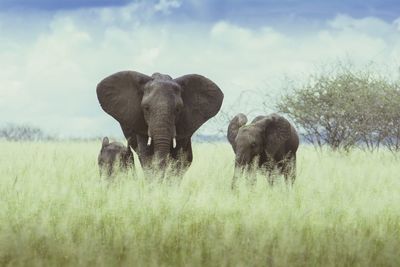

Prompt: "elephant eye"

[251,142,256,148]
[175,104,183,114]
[143,105,150,112]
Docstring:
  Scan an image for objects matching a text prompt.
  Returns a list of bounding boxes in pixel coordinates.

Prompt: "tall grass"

[0,141,399,266]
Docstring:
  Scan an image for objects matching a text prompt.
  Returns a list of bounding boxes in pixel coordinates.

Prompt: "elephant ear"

[102,137,109,147]
[227,113,248,153]
[96,71,152,137]
[257,113,291,156]
[251,115,265,123]
[174,74,224,138]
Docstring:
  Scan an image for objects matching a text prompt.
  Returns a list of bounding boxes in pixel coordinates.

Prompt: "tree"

[380,86,400,152]
[276,62,400,152]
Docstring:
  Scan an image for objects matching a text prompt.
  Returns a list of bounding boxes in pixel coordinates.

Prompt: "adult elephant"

[227,113,299,188]
[97,71,224,173]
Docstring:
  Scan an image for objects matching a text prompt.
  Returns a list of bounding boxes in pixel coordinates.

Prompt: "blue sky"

[1,0,400,137]
[0,0,129,10]
[2,0,400,21]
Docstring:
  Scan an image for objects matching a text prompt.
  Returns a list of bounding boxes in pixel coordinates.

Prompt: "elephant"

[227,113,299,188]
[98,137,134,177]
[96,71,224,174]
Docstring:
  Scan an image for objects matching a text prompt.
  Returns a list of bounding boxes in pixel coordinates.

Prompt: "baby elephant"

[227,113,299,188]
[98,137,134,177]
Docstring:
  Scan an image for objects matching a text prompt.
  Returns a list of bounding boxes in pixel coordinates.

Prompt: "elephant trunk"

[235,152,253,167]
[234,160,251,174]
[232,161,246,189]
[150,123,176,168]
[232,151,256,189]
[153,133,171,166]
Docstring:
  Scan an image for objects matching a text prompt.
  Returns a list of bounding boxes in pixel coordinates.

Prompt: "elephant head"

[97,71,223,165]
[227,113,292,167]
[98,137,134,177]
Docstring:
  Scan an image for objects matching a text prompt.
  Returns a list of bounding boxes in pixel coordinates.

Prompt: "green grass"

[0,141,399,266]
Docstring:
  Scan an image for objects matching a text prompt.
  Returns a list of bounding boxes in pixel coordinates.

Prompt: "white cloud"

[394,18,400,31]
[328,14,399,38]
[154,0,182,14]
[1,5,400,137]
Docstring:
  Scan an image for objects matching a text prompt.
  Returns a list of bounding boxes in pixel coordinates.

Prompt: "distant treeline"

[0,124,100,142]
[0,124,226,143]
[0,124,54,141]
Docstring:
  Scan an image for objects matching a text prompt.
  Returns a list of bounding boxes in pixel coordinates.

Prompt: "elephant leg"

[259,154,273,186]
[136,135,152,167]
[127,135,138,151]
[123,130,138,175]
[180,140,193,172]
[231,173,239,190]
[266,167,274,186]
[288,155,296,185]
[170,138,192,176]
[281,154,296,185]
[263,156,275,186]
[106,164,113,178]
[121,146,136,177]
[245,163,257,187]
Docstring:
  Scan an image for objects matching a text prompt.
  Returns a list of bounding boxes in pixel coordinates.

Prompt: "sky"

[0,0,400,138]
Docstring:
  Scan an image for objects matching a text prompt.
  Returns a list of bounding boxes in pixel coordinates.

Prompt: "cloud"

[1,4,400,137]
[154,0,181,14]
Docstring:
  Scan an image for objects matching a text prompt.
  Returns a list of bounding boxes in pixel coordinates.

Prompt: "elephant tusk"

[173,137,177,148]
[147,137,152,146]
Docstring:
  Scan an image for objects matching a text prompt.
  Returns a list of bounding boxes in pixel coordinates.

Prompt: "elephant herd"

[97,70,299,188]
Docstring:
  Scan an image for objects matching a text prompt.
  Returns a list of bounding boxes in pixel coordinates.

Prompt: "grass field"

[0,141,399,266]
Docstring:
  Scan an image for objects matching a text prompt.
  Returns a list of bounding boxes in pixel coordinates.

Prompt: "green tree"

[277,63,400,151]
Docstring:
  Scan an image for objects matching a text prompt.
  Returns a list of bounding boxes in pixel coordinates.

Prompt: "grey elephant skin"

[227,113,299,188]
[96,71,224,173]
[98,137,134,177]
